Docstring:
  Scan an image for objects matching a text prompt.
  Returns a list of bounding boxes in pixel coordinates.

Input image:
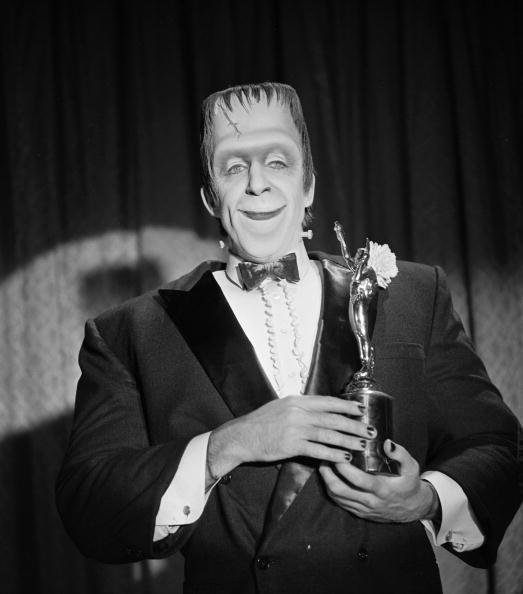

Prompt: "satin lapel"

[158,271,277,419]
[261,257,377,542]
[304,258,360,396]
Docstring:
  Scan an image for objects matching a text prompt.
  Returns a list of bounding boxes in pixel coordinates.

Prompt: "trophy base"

[341,378,399,476]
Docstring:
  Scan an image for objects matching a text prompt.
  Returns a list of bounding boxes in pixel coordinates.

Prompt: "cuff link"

[445,530,467,549]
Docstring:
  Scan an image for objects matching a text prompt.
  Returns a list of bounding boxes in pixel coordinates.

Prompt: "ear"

[304,174,315,208]
[200,187,220,218]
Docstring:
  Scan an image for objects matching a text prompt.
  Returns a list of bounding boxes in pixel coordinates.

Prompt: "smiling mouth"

[240,206,286,220]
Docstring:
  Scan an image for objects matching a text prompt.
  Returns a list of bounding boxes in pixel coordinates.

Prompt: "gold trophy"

[334,221,399,475]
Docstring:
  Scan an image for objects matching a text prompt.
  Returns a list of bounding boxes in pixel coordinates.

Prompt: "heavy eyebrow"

[214,142,299,164]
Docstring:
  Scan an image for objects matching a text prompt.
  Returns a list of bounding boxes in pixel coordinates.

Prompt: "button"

[220,474,232,485]
[183,505,191,517]
[445,531,453,542]
[357,549,368,561]
[255,556,272,570]
[125,547,143,560]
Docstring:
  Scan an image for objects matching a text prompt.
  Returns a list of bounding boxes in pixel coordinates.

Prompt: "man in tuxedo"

[57,82,520,594]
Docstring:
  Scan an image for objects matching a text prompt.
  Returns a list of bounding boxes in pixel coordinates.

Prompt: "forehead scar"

[217,103,242,138]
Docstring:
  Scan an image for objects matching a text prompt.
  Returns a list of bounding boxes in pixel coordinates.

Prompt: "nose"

[246,163,271,196]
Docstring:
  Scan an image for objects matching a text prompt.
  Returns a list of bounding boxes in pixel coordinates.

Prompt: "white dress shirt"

[154,244,484,552]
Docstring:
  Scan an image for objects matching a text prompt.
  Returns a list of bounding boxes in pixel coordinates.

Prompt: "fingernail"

[367,425,377,437]
[360,439,367,449]
[389,440,396,451]
[345,452,353,462]
[358,405,366,414]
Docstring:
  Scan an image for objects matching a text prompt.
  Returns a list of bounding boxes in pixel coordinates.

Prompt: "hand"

[319,439,438,523]
[207,395,375,481]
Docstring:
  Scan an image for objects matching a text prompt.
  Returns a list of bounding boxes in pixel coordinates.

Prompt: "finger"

[318,462,340,487]
[319,464,378,507]
[306,427,369,452]
[302,442,355,464]
[332,460,379,492]
[297,395,368,417]
[383,439,419,476]
[307,413,375,439]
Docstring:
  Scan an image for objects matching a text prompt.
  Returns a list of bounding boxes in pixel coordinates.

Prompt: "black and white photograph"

[0,2,521,593]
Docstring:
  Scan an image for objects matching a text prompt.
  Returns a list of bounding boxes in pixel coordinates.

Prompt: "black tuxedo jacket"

[56,254,520,594]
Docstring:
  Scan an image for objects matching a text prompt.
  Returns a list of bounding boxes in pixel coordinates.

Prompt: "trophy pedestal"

[341,379,399,476]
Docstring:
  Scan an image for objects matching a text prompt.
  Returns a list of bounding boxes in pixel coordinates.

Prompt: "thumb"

[383,439,419,476]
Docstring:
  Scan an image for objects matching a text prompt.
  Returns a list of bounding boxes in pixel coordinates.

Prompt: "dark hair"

[200,82,314,227]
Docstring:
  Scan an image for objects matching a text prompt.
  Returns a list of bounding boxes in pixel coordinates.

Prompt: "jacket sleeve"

[56,318,197,563]
[423,266,521,567]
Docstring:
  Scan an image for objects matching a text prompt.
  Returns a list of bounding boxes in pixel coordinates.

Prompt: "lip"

[240,205,286,221]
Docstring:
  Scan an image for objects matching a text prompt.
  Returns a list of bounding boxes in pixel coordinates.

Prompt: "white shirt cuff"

[153,432,216,542]
[421,470,484,552]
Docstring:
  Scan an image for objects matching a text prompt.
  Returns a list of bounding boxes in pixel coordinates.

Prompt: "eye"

[267,159,287,169]
[227,163,247,175]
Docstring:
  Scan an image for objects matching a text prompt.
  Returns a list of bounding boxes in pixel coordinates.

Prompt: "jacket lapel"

[158,269,277,419]
[305,257,360,396]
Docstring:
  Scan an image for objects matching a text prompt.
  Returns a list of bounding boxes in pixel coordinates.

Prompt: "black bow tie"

[237,253,300,290]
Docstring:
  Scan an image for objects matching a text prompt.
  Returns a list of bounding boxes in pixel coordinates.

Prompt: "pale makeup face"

[201,97,314,263]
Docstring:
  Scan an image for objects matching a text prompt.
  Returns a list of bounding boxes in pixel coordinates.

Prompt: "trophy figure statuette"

[334,221,399,475]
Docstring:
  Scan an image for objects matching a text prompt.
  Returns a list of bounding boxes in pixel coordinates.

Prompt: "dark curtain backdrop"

[0,1,521,593]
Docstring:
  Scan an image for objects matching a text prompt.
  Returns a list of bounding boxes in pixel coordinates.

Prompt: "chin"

[237,240,288,263]
[231,225,300,262]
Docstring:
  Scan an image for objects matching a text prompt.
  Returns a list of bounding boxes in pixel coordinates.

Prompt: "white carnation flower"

[368,241,398,288]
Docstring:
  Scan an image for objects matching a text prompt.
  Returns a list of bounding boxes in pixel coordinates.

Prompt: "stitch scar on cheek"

[217,103,242,138]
